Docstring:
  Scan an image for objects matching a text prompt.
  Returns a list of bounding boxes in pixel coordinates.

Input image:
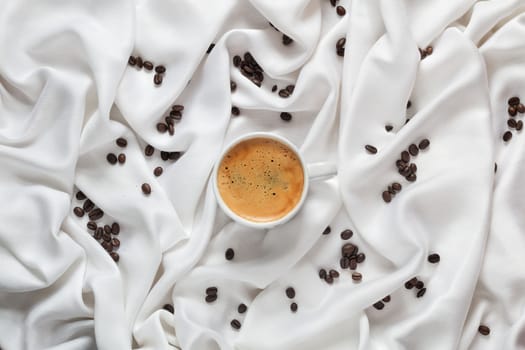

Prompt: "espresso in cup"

[217,137,305,223]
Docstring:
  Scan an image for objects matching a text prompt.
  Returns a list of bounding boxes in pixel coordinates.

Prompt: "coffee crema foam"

[217,138,304,223]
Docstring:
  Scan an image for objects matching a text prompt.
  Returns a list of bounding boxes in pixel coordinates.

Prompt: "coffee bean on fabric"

[286,287,296,299]
[145,145,154,156]
[163,304,174,313]
[76,191,86,200]
[110,238,120,249]
[508,97,520,106]
[142,183,151,195]
[392,182,402,192]
[231,319,242,329]
[365,145,378,154]
[170,110,182,120]
[206,287,217,295]
[111,222,120,235]
[478,325,490,336]
[415,281,424,289]
[356,253,366,263]
[231,106,240,116]
[330,0,337,7]
[323,226,331,235]
[110,252,119,262]
[116,138,127,147]
[329,269,339,278]
[101,232,111,242]
[94,227,103,240]
[233,55,242,67]
[107,153,117,165]
[87,221,97,231]
[508,119,517,128]
[503,131,513,142]
[340,229,353,240]
[103,225,111,234]
[508,106,518,116]
[136,56,143,68]
[160,151,169,161]
[279,89,290,98]
[342,243,356,256]
[428,253,440,263]
[385,125,393,132]
[238,303,247,314]
[336,5,346,16]
[382,295,391,303]
[406,173,417,182]
[154,74,163,85]
[285,85,295,94]
[157,123,168,133]
[154,167,163,177]
[167,152,181,161]
[518,104,525,114]
[290,302,298,312]
[426,46,433,55]
[319,269,327,279]
[155,65,166,74]
[408,144,419,156]
[73,207,84,217]
[205,295,217,303]
[128,56,137,66]
[373,301,384,310]
[352,272,362,282]
[102,241,112,252]
[230,81,237,92]
[118,153,126,164]
[225,248,235,260]
[349,258,357,270]
[272,85,278,92]
[325,274,334,284]
[382,191,392,203]
[340,257,349,269]
[168,123,174,136]
[282,34,293,46]
[517,121,523,131]
[143,61,154,71]
[418,139,430,150]
[416,288,427,298]
[280,112,292,121]
[83,199,95,212]
[89,208,104,221]
[401,151,410,162]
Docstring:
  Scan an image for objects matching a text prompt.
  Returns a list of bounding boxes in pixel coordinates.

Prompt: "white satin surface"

[1,0,525,349]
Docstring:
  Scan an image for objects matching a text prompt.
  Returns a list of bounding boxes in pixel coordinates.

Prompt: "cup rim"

[212,132,309,229]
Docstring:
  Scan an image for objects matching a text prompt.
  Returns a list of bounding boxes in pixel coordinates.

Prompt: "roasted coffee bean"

[428,253,440,263]
[73,207,84,217]
[352,272,362,282]
[385,125,393,132]
[290,302,298,312]
[155,65,166,74]
[349,258,357,270]
[142,183,151,195]
[170,110,182,120]
[325,274,334,284]
[396,160,407,169]
[415,281,424,289]
[340,229,353,240]
[168,123,174,135]
[356,253,366,263]
[76,191,86,200]
[111,238,120,249]
[110,252,119,262]
[419,48,427,60]
[409,163,417,173]
[322,226,331,235]
[382,191,392,203]
[278,89,290,98]
[373,301,384,310]
[154,74,163,85]
[508,118,517,128]
[340,257,350,269]
[285,287,296,299]
[160,151,169,161]
[225,248,235,261]
[145,145,154,156]
[116,138,127,148]
[118,153,126,164]
[128,56,137,66]
[238,303,247,313]
[168,152,181,160]
[172,105,184,112]
[408,144,419,156]
[205,295,217,303]
[165,116,175,126]
[272,85,278,92]
[336,37,346,49]
[107,153,117,165]
[233,55,242,67]
[388,185,395,195]
[286,85,295,94]
[478,325,490,336]
[94,227,103,240]
[329,269,339,278]
[231,106,240,116]
[163,304,174,313]
[136,57,143,68]
[231,319,241,329]
[154,167,163,177]
[230,81,237,92]
[401,151,410,162]
[241,63,254,75]
[102,241,112,252]
[365,145,378,154]
[282,34,293,46]
[111,222,120,235]
[83,199,95,212]
[143,61,154,71]
[157,123,167,133]
[426,46,433,55]
[382,295,391,303]
[330,0,337,6]
[251,77,262,87]
[503,131,513,142]
[206,43,215,54]
[405,281,414,289]
[336,5,346,16]
[89,208,104,221]
[509,106,517,116]
[418,139,430,150]
[280,112,292,121]
[517,121,523,131]
[342,243,356,256]
[102,233,111,242]
[508,97,520,106]
[87,221,97,231]
[104,225,112,234]
[206,287,218,295]
[406,173,417,182]
[319,269,327,279]
[416,288,427,298]
[392,182,402,192]
[518,104,525,114]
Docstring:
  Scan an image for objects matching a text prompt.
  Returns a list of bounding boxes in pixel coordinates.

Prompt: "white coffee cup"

[212,132,336,229]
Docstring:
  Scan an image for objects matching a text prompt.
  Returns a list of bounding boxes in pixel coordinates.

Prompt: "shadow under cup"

[213,133,309,229]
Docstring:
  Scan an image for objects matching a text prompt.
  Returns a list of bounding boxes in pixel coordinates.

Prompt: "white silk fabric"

[1,0,525,349]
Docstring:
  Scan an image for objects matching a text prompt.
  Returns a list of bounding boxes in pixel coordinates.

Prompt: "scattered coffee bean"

[142,183,151,195]
[116,138,127,148]
[280,112,292,121]
[172,105,184,112]
[373,301,384,310]
[136,56,143,68]
[426,46,433,55]
[225,248,235,261]
[278,89,290,98]
[509,106,517,116]
[111,238,120,249]
[385,125,393,132]
[168,123,174,135]
[336,5,346,16]
[330,0,337,7]
[340,229,353,240]
[408,144,419,156]
[206,43,215,54]
[517,121,523,131]
[238,303,247,314]
[405,277,417,289]
[233,55,242,67]
[232,106,240,116]
[290,302,298,312]
[155,65,166,74]
[508,118,517,128]
[340,257,349,269]
[73,207,84,217]
[319,269,327,279]
[401,151,410,163]
[111,222,120,235]
[415,281,424,289]
[89,208,104,221]
[416,288,426,298]
[154,167,163,177]
[128,56,137,66]
[170,110,182,120]
[478,325,490,336]
[382,191,392,203]
[154,74,163,85]
[110,252,119,262]
[428,253,440,263]
[76,191,86,200]
[272,85,278,92]
[205,294,217,303]
[231,319,242,330]
[352,272,362,282]
[336,37,346,57]
[163,304,174,313]
[382,295,391,303]
[329,269,339,278]
[102,233,111,242]
[118,153,126,164]
[145,145,154,156]
[103,225,111,234]
[286,287,296,299]
[342,243,356,256]
[102,241,112,252]
[156,123,167,133]
[94,227,103,240]
[87,221,97,231]
[392,182,402,192]
[83,199,95,212]
[503,131,513,142]
[160,151,169,161]
[322,226,331,235]
[230,81,237,92]
[282,34,293,46]
[107,153,117,165]
[508,97,520,106]
[325,274,334,284]
[356,253,366,263]
[143,61,154,71]
[365,145,378,154]
[518,104,525,114]
[418,139,430,150]
[349,258,357,270]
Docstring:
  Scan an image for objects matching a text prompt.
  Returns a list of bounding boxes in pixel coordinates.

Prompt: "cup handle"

[307,162,338,182]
